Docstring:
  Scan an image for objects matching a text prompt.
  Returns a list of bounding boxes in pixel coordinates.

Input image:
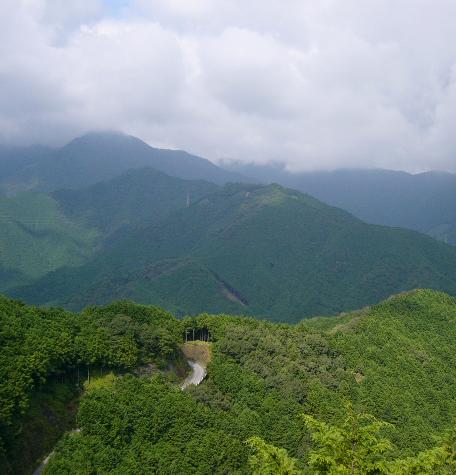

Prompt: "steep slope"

[53,167,218,237]
[0,132,248,192]
[14,183,456,321]
[6,290,456,474]
[0,295,182,474]
[0,145,53,194]
[0,170,218,292]
[0,192,99,291]
[300,289,456,451]
[221,163,456,244]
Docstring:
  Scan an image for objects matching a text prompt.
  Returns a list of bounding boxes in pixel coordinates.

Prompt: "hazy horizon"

[3,128,455,176]
[2,1,456,173]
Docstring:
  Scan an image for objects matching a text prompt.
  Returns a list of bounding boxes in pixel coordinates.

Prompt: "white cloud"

[1,0,456,171]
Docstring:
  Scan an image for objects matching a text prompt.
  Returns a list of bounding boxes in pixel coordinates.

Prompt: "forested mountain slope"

[0,295,183,474]
[0,132,247,192]
[0,145,52,193]
[53,167,218,237]
[14,182,456,321]
[221,163,456,244]
[0,192,99,292]
[2,290,456,473]
[0,169,217,292]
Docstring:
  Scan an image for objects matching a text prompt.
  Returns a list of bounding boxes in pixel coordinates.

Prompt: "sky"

[1,0,456,172]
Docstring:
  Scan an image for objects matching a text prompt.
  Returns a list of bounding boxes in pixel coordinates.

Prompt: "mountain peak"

[0,131,251,192]
[65,130,148,149]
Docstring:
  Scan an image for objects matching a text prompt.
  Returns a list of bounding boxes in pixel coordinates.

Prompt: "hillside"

[14,182,456,321]
[0,192,99,292]
[0,295,183,474]
[53,167,218,237]
[221,163,456,244]
[0,132,248,192]
[0,145,53,193]
[2,290,456,473]
[0,170,218,293]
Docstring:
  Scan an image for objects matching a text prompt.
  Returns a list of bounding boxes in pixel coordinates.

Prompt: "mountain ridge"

[220,162,456,244]
[0,131,250,192]
[12,180,456,321]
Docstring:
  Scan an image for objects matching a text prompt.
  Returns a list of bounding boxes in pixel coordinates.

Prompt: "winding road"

[180,360,207,390]
[33,453,53,475]
[34,360,206,473]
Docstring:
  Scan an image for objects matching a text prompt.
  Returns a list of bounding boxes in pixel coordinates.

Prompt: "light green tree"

[303,407,393,474]
[247,436,303,475]
[248,409,456,475]
[390,427,456,474]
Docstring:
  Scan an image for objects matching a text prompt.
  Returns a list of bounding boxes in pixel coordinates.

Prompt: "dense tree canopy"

[2,289,456,474]
[12,180,456,322]
[0,296,182,473]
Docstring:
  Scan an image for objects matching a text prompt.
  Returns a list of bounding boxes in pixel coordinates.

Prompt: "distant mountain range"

[0,131,248,193]
[4,168,456,321]
[221,162,456,244]
[3,132,456,321]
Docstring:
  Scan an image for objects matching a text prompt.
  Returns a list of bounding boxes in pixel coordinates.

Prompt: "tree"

[390,427,456,474]
[303,407,393,474]
[247,436,303,475]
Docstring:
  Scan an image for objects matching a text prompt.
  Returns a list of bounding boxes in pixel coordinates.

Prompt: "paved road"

[180,360,206,389]
[33,429,80,475]
[33,453,53,475]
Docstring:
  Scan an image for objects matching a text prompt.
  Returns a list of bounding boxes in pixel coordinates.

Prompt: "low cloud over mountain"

[2,0,456,172]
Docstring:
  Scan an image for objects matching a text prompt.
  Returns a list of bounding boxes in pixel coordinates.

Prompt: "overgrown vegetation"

[0,192,98,291]
[0,296,182,473]
[2,289,456,473]
[248,410,456,474]
[13,182,456,322]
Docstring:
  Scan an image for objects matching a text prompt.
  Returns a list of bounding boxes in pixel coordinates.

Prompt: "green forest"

[3,2,456,472]
[2,289,456,474]
[4,134,456,322]
[7,176,456,323]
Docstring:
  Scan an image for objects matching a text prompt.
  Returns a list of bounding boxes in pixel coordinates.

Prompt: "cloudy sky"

[2,0,456,172]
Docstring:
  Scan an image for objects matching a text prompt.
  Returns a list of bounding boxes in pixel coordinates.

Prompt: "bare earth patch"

[181,341,212,365]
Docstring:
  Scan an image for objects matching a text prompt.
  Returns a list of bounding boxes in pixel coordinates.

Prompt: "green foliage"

[4,381,79,475]
[248,411,456,475]
[46,376,249,474]
[0,192,98,291]
[222,165,456,245]
[14,182,456,322]
[247,436,302,475]
[54,167,218,236]
[0,295,183,473]
[6,133,456,324]
[3,290,456,474]
[0,167,216,296]
[303,409,393,474]
[326,290,456,452]
[188,290,456,460]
